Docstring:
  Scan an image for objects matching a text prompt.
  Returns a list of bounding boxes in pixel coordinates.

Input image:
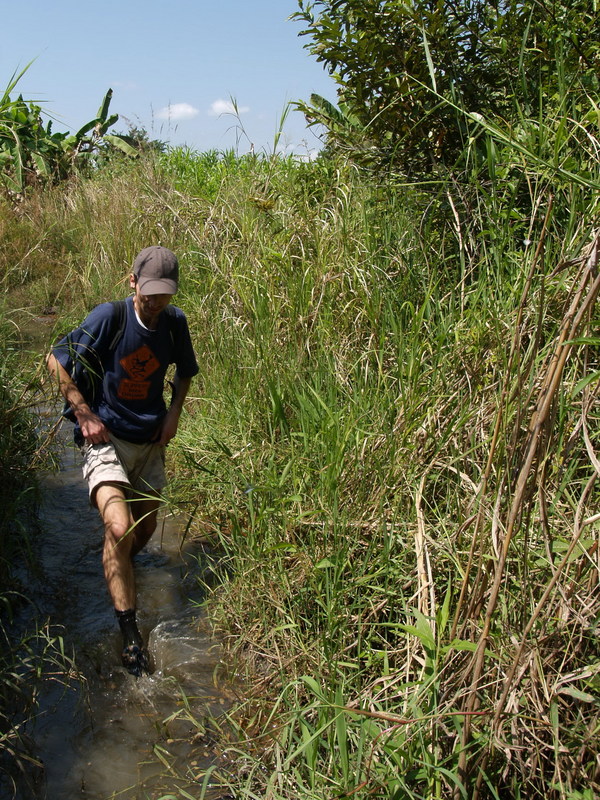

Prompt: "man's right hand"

[75,407,111,444]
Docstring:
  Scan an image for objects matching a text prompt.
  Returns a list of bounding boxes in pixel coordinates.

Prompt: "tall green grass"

[0,314,40,578]
[166,128,599,796]
[1,100,598,798]
[0,311,79,796]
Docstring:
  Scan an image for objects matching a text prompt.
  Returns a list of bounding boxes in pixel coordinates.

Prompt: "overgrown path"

[8,354,231,799]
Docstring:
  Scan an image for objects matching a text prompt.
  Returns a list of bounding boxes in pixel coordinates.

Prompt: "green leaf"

[0,171,22,193]
[60,134,78,149]
[98,113,119,136]
[95,88,113,123]
[557,686,597,704]
[31,151,50,177]
[437,580,452,635]
[102,133,139,157]
[299,675,325,701]
[335,685,349,779]
[573,371,600,395]
[74,119,98,140]
[441,639,495,658]
[268,542,298,554]
[315,557,334,569]
[407,607,436,650]
[421,27,437,93]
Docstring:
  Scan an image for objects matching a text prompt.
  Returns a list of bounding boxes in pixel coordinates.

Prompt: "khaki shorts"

[81,435,166,505]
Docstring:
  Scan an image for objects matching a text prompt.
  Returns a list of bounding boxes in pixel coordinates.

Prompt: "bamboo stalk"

[458,230,600,798]
[450,198,554,642]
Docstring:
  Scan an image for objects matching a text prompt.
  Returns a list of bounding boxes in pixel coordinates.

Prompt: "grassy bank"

[0,312,77,796]
[1,124,599,798]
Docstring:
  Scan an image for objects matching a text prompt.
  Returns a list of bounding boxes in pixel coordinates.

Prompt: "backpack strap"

[107,300,128,350]
[162,304,183,350]
[104,300,180,354]
[62,300,125,422]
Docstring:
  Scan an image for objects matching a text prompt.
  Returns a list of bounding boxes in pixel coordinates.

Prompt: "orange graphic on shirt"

[117,345,160,400]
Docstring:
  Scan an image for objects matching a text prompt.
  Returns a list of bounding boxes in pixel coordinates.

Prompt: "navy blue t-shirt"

[53,296,199,443]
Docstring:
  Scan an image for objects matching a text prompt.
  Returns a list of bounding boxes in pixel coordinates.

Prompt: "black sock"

[116,608,143,648]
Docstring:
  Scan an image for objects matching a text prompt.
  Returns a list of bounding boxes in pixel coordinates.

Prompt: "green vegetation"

[294,0,600,172]
[0,66,137,195]
[1,139,596,798]
[0,1,599,797]
[0,319,37,559]
[0,316,78,796]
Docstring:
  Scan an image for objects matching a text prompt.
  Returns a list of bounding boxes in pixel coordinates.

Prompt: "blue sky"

[2,0,337,156]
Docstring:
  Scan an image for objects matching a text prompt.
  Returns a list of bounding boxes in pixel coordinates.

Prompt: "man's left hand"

[155,406,180,446]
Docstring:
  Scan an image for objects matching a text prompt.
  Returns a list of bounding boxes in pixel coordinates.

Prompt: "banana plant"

[0,64,41,193]
[0,69,138,195]
[294,92,376,160]
[63,88,138,159]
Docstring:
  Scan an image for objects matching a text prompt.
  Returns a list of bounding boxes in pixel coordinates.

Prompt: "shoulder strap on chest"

[107,300,128,350]
[162,304,180,347]
[103,300,179,351]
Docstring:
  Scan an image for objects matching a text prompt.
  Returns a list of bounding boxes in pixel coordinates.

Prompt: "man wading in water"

[47,246,199,676]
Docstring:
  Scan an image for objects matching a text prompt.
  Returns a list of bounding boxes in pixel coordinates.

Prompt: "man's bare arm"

[155,374,192,446]
[46,353,110,444]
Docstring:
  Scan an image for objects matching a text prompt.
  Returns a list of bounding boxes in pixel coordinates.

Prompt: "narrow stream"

[9,324,233,800]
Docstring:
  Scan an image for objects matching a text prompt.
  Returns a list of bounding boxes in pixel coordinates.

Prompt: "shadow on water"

[10,408,233,800]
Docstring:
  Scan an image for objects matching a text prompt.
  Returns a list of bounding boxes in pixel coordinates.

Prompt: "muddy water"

[16,409,232,800]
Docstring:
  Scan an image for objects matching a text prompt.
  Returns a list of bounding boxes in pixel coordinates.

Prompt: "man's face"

[130,275,172,328]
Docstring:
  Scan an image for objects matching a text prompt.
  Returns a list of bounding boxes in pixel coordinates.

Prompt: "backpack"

[63,300,180,421]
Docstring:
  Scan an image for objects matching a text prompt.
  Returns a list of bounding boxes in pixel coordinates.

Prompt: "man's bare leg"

[96,482,149,675]
[97,483,136,610]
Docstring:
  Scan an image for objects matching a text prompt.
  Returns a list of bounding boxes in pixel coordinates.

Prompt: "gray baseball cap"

[133,246,179,295]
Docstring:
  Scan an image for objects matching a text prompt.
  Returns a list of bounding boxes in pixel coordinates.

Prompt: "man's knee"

[105,518,132,546]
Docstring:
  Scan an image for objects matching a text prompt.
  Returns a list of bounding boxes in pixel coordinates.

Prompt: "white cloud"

[156,103,199,121]
[208,99,250,117]
[113,80,138,91]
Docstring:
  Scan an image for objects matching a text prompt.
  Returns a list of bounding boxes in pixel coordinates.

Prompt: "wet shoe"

[121,643,150,677]
[116,608,150,677]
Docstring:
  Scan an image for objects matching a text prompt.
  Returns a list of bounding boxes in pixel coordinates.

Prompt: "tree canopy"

[294,0,600,172]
